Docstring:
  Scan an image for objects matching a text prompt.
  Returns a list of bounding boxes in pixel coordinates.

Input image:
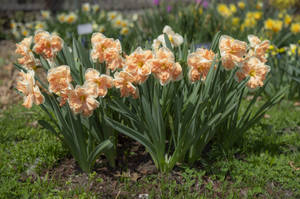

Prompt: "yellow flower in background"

[99,25,105,33]
[57,13,66,23]
[121,20,129,28]
[113,16,124,28]
[277,48,285,53]
[10,21,17,29]
[269,0,296,10]
[237,1,246,10]
[284,15,292,26]
[241,18,256,31]
[35,22,45,30]
[246,12,262,20]
[66,12,77,24]
[41,10,50,19]
[108,12,118,21]
[272,20,283,32]
[264,19,283,32]
[256,2,263,10]
[199,7,203,15]
[229,4,237,14]
[25,22,33,29]
[268,45,275,51]
[254,12,263,20]
[278,10,286,19]
[82,3,90,12]
[21,28,29,37]
[232,17,240,26]
[291,23,300,34]
[264,19,273,29]
[217,4,232,18]
[120,27,129,35]
[288,44,300,56]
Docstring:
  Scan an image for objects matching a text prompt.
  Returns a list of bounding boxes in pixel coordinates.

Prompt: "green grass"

[0,105,67,199]
[0,100,299,198]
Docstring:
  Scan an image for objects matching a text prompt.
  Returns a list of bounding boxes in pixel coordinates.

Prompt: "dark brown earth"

[0,40,21,109]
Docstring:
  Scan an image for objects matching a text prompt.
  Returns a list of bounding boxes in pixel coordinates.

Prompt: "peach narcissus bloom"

[149,47,182,85]
[187,48,216,82]
[47,65,73,106]
[68,83,99,117]
[235,57,270,89]
[124,47,154,84]
[114,71,139,99]
[219,35,247,70]
[15,36,39,70]
[16,70,44,108]
[90,32,124,71]
[85,68,113,97]
[247,35,270,63]
[33,30,63,60]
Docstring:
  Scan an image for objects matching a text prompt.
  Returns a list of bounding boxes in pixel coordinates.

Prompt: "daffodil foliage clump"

[14,27,284,173]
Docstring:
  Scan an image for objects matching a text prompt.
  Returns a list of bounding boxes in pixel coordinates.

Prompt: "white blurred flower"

[35,21,46,30]
[25,22,33,29]
[10,21,17,29]
[288,44,300,56]
[66,12,77,24]
[99,25,105,33]
[92,22,99,31]
[108,11,118,21]
[41,10,50,19]
[154,25,183,49]
[21,27,30,37]
[57,13,66,23]
[92,4,100,12]
[152,39,162,51]
[120,27,129,35]
[12,29,21,39]
[132,13,139,21]
[113,16,124,28]
[82,3,91,12]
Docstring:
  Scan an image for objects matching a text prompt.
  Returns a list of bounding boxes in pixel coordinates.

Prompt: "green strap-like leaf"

[164,33,173,50]
[87,140,113,165]
[104,116,156,159]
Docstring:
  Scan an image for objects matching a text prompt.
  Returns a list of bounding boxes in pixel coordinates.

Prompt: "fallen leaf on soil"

[130,172,140,182]
[294,102,300,107]
[137,160,157,174]
[289,161,300,171]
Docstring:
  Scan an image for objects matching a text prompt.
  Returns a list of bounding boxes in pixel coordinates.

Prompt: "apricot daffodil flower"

[85,68,113,97]
[124,47,154,84]
[91,33,124,71]
[187,48,216,82]
[114,71,139,99]
[247,35,270,63]
[15,36,40,70]
[219,35,247,70]
[68,83,99,117]
[16,70,44,108]
[235,57,270,89]
[149,47,182,85]
[33,30,63,60]
[47,65,73,106]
